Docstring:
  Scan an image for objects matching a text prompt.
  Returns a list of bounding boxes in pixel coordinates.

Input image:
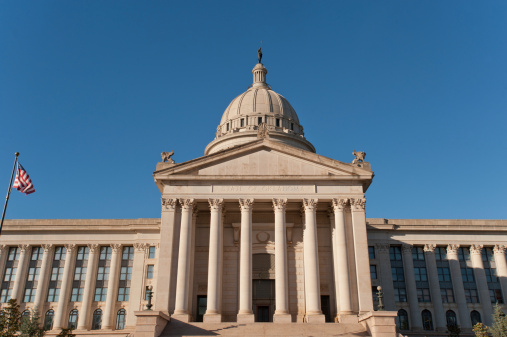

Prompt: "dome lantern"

[252,63,268,88]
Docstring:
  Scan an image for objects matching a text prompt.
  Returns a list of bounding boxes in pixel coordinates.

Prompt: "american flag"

[12,163,35,195]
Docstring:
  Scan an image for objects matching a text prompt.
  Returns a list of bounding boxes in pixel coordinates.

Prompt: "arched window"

[116,309,126,330]
[68,309,78,330]
[422,309,434,331]
[471,310,482,326]
[446,310,457,326]
[92,309,102,330]
[21,310,30,327]
[396,309,409,330]
[44,309,54,331]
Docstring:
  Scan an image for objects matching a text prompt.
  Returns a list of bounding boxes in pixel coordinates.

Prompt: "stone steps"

[160,319,371,337]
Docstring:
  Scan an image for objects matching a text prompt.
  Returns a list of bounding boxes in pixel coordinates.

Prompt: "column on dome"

[401,244,422,330]
[33,244,53,315]
[77,244,99,330]
[331,198,355,321]
[126,243,148,327]
[423,244,446,330]
[350,198,374,313]
[204,199,223,323]
[273,198,291,323]
[375,243,396,311]
[53,244,77,330]
[11,244,31,301]
[446,244,471,329]
[102,244,122,329]
[493,245,507,303]
[237,198,254,323]
[302,198,325,323]
[173,199,195,321]
[155,198,178,314]
[470,244,493,326]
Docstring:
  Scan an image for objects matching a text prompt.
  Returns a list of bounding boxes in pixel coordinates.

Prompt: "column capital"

[65,244,77,253]
[87,243,100,253]
[18,244,31,253]
[239,198,254,211]
[0,245,7,254]
[494,245,506,254]
[162,198,178,211]
[331,198,349,211]
[42,244,53,253]
[350,198,366,211]
[272,198,288,211]
[302,198,318,212]
[134,243,148,252]
[208,199,224,211]
[111,244,122,253]
[179,198,195,210]
[447,244,460,254]
[424,244,436,253]
[401,244,413,254]
[470,244,483,255]
[375,243,390,253]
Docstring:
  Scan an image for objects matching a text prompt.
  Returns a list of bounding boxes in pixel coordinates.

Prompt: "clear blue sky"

[1,1,506,220]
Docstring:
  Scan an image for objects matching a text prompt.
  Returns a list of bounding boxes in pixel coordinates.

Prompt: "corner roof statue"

[352,149,366,165]
[161,150,175,164]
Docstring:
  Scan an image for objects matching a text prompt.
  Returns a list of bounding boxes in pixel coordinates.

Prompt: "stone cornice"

[366,218,507,232]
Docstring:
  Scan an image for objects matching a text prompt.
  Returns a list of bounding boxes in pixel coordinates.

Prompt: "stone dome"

[205,62,315,155]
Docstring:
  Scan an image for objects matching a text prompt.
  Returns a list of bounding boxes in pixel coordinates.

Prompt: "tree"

[447,322,461,337]
[57,328,76,337]
[20,306,45,337]
[0,298,21,337]
[473,322,489,337]
[490,303,507,337]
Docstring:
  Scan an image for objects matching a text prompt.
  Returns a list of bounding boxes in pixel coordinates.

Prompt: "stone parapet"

[359,311,398,337]
[134,311,170,337]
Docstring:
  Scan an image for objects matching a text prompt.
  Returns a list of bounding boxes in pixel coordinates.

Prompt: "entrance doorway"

[257,306,270,322]
[195,295,207,322]
[321,295,331,322]
[253,279,275,322]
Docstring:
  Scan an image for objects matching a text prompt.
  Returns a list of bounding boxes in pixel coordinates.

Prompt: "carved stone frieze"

[447,244,460,254]
[331,198,349,211]
[302,198,318,212]
[239,198,254,211]
[161,198,177,211]
[470,244,483,255]
[423,244,436,253]
[272,198,287,211]
[494,245,506,254]
[350,198,366,211]
[208,198,223,211]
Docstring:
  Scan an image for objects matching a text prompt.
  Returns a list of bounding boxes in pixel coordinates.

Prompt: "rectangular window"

[51,267,64,281]
[490,289,503,303]
[389,247,402,261]
[368,246,375,260]
[8,247,20,261]
[0,289,12,303]
[391,267,405,281]
[465,289,479,303]
[148,246,156,259]
[290,123,294,131]
[461,267,475,282]
[71,287,84,302]
[482,248,495,262]
[47,288,60,302]
[435,247,447,261]
[120,266,132,281]
[100,247,112,260]
[74,266,87,281]
[485,268,498,283]
[417,288,431,302]
[441,288,455,303]
[54,247,66,261]
[23,288,36,303]
[276,119,280,127]
[414,267,428,282]
[147,265,154,279]
[240,119,244,127]
[257,117,262,125]
[458,247,470,261]
[76,247,89,261]
[122,247,134,261]
[437,267,451,282]
[370,265,377,279]
[27,267,40,281]
[97,267,110,281]
[94,287,107,302]
[117,287,130,301]
[31,247,43,261]
[4,267,17,282]
[412,247,425,261]
[394,288,407,302]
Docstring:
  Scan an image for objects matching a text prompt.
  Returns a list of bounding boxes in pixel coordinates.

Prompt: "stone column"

[0,246,8,290]
[331,198,355,322]
[77,244,99,330]
[204,199,223,322]
[11,244,31,301]
[53,244,76,330]
[155,198,178,314]
[375,243,396,311]
[350,198,374,313]
[401,244,422,330]
[173,198,195,321]
[33,244,53,315]
[302,198,325,323]
[470,244,493,326]
[273,198,291,323]
[126,243,147,327]
[237,198,254,323]
[424,244,446,331]
[447,244,471,329]
[493,245,507,304]
[102,244,122,329]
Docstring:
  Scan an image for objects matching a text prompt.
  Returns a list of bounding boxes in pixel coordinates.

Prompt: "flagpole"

[0,152,20,234]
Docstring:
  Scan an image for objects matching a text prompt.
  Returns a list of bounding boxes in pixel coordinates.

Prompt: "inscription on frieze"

[213,185,314,193]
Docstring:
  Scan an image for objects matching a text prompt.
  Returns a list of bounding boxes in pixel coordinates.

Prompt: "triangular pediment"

[154,139,373,181]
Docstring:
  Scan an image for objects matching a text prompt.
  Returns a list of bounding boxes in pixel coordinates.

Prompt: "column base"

[171,313,191,322]
[273,313,292,323]
[305,313,325,323]
[237,313,255,323]
[338,312,358,324]
[203,313,222,323]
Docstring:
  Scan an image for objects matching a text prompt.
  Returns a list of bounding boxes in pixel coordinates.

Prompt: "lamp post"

[376,286,384,311]
[146,286,154,311]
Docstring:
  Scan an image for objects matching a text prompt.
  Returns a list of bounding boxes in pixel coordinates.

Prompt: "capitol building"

[1,57,506,337]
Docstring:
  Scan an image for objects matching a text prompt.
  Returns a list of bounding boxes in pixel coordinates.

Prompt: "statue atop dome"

[258,46,262,64]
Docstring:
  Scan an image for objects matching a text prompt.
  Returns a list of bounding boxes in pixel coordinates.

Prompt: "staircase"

[159,319,371,337]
